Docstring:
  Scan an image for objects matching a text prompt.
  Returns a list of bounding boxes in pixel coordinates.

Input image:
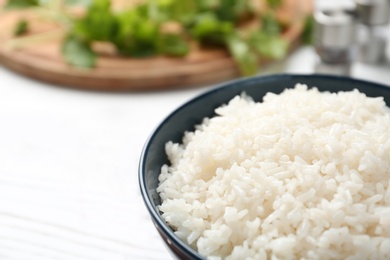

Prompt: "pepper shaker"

[313,9,356,75]
[355,0,390,64]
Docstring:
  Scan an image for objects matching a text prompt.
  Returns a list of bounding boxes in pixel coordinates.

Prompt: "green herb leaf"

[216,0,252,22]
[5,0,39,9]
[227,35,258,76]
[191,12,233,45]
[62,36,96,68]
[301,14,315,45]
[157,0,197,25]
[65,0,91,7]
[261,13,281,36]
[250,32,288,59]
[113,7,160,57]
[14,19,29,36]
[159,34,189,56]
[72,0,117,41]
[266,0,282,8]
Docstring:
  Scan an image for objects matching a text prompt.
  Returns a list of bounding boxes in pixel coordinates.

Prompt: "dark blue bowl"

[138,74,390,260]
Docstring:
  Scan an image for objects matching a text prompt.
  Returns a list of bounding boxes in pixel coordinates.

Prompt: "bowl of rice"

[139,74,390,260]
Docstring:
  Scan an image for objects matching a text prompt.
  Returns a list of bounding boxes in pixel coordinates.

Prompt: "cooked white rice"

[157,84,390,260]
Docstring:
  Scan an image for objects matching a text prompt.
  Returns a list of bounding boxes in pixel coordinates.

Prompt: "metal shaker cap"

[355,0,390,25]
[314,9,356,49]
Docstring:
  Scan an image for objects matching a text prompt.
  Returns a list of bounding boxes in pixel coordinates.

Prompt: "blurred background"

[0,0,389,259]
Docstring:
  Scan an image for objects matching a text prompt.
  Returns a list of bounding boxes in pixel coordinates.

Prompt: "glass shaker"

[313,9,356,75]
[355,0,390,64]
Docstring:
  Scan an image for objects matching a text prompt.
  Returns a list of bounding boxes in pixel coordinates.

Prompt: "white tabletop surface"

[1,39,390,260]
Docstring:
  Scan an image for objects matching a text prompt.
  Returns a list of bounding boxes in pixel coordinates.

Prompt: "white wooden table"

[0,38,390,260]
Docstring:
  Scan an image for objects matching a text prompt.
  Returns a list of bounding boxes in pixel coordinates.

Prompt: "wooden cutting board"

[0,0,312,91]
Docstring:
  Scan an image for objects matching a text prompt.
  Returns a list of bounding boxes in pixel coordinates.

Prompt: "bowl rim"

[138,73,390,259]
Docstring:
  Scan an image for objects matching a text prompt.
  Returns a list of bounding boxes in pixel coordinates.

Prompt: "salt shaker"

[313,9,356,75]
[355,0,390,64]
